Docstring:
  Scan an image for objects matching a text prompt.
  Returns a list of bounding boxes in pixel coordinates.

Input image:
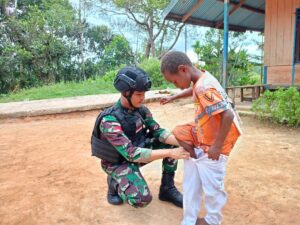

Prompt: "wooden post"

[241,87,244,102]
[222,0,229,89]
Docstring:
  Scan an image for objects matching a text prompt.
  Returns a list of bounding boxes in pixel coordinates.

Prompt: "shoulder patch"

[204,91,214,102]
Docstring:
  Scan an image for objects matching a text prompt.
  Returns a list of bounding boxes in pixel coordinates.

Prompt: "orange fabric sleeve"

[197,88,229,117]
[172,122,199,146]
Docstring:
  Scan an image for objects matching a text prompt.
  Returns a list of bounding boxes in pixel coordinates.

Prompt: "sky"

[69,0,263,62]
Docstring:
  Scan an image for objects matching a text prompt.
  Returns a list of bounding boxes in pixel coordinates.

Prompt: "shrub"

[102,68,119,83]
[101,58,171,89]
[139,58,168,88]
[252,87,300,127]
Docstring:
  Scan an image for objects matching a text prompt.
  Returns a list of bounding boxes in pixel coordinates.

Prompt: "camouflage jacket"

[99,100,171,162]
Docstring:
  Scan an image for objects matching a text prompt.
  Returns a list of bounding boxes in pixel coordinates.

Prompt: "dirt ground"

[0,99,299,225]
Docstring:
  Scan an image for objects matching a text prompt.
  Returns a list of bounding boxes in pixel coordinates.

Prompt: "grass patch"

[0,76,173,103]
[0,77,117,103]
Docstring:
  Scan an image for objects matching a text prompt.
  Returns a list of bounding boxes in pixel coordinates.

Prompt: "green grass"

[0,76,173,103]
[0,77,117,103]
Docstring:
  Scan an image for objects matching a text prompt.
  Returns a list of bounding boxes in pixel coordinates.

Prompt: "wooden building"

[163,0,300,87]
[264,0,300,85]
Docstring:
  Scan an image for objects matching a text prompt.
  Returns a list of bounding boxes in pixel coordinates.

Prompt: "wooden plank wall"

[264,0,300,84]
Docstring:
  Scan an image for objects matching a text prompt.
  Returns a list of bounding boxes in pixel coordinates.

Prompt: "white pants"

[181,149,228,225]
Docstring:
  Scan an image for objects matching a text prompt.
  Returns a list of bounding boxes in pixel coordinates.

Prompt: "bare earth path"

[0,99,299,225]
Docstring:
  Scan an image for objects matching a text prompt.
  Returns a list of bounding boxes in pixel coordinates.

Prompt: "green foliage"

[0,0,134,94]
[102,57,171,88]
[193,29,261,86]
[252,87,300,127]
[101,68,121,82]
[192,40,201,62]
[0,76,117,103]
[99,0,183,58]
[231,71,260,86]
[0,0,80,93]
[100,35,134,73]
[85,25,113,58]
[139,58,168,88]
[112,0,169,12]
[0,60,171,103]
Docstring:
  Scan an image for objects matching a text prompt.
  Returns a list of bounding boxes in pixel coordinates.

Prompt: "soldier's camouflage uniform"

[100,101,177,208]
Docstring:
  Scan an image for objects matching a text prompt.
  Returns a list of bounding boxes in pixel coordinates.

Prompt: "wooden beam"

[166,12,264,32]
[228,0,247,16]
[216,0,247,28]
[167,13,251,32]
[182,0,204,22]
[168,13,217,28]
[217,0,265,15]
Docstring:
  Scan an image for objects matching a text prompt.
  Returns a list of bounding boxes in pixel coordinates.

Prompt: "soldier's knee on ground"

[127,191,153,208]
[114,166,153,208]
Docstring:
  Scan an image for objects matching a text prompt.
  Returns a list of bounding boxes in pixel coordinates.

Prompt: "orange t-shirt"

[192,71,242,155]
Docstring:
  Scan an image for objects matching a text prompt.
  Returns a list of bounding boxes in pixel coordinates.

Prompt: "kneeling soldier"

[91,66,189,208]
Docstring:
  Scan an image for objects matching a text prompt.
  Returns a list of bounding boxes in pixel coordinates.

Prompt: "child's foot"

[196,218,210,225]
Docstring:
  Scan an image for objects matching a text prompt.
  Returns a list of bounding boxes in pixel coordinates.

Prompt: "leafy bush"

[101,68,120,83]
[252,87,300,127]
[100,35,134,74]
[139,58,168,88]
[100,58,173,89]
[230,71,261,86]
[0,76,116,103]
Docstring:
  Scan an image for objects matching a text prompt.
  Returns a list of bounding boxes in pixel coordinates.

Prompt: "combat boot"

[107,176,123,205]
[158,172,183,208]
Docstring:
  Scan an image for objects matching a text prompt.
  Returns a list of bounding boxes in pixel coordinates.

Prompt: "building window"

[295,8,300,63]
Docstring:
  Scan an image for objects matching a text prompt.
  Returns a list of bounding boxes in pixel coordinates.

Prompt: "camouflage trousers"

[101,142,178,208]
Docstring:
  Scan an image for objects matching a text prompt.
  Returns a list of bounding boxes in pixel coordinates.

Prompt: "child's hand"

[187,148,197,159]
[160,96,174,105]
[208,145,221,160]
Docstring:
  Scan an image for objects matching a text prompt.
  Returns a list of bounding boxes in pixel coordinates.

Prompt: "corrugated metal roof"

[163,0,265,32]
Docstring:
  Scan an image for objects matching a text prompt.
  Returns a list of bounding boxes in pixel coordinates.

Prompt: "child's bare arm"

[177,139,196,159]
[208,110,234,160]
[160,87,193,105]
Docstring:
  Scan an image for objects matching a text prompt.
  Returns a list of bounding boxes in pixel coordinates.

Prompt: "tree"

[98,0,185,58]
[192,40,201,62]
[85,25,113,58]
[100,35,134,73]
[0,0,82,93]
[193,29,259,86]
[0,0,136,93]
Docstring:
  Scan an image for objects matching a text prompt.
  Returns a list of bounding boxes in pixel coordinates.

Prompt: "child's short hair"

[160,51,192,74]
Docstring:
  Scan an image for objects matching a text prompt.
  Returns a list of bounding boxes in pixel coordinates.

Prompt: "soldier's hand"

[169,147,190,159]
[160,96,174,105]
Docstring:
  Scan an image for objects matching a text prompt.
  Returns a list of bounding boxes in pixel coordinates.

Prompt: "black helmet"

[114,66,152,93]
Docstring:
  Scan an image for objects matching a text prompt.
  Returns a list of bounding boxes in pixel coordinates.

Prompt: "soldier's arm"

[100,115,188,163]
[143,108,179,146]
[100,115,152,162]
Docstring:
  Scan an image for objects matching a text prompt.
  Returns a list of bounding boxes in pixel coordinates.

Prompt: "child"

[160,51,242,225]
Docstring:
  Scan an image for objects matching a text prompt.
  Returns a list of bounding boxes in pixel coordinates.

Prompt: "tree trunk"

[145,40,151,59]
[159,28,167,54]
[14,0,17,16]
[80,31,85,80]
[159,23,185,59]
[146,13,155,58]
[0,0,7,15]
[78,0,85,80]
[151,39,155,57]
